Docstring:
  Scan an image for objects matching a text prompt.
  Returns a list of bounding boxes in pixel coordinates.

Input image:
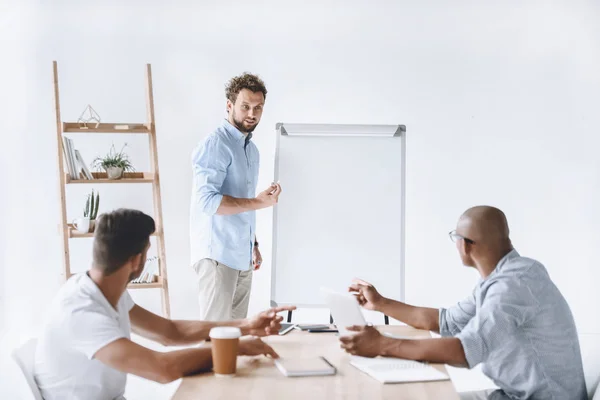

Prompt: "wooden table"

[172,325,459,400]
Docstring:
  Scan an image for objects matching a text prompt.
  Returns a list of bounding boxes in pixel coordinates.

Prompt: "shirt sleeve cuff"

[438,308,453,337]
[457,328,487,368]
[205,193,224,216]
[87,335,127,360]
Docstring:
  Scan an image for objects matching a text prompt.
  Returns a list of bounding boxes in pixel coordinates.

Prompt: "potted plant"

[92,143,135,180]
[84,189,100,232]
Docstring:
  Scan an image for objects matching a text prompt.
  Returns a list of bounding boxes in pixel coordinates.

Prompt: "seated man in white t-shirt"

[34,208,294,400]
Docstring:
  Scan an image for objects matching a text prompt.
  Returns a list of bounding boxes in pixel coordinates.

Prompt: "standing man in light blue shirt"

[340,206,587,400]
[190,73,282,321]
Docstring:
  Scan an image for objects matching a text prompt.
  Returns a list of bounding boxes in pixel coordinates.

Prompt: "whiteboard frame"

[278,123,405,137]
[270,123,407,308]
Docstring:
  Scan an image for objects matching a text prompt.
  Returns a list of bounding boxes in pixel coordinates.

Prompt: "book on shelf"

[62,137,94,180]
[67,138,78,179]
[132,257,159,284]
[75,149,94,180]
[62,137,75,179]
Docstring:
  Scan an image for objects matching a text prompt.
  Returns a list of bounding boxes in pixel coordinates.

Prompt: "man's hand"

[242,305,297,336]
[339,325,386,358]
[253,246,262,271]
[255,183,282,209]
[238,338,279,359]
[348,278,386,311]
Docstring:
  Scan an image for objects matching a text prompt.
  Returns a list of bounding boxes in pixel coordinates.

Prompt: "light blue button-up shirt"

[190,120,259,271]
[440,250,587,400]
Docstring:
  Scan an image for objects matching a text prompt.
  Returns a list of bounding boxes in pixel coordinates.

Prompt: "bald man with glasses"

[340,206,587,400]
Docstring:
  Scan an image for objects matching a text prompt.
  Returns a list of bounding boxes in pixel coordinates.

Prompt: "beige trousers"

[193,258,253,321]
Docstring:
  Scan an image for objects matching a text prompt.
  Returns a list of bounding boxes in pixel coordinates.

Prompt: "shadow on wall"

[0,153,9,397]
[580,333,600,399]
[0,151,6,335]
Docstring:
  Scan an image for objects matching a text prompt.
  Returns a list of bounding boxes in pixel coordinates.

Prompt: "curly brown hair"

[225,73,267,104]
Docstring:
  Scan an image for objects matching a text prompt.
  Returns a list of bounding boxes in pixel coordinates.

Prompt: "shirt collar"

[486,248,520,280]
[80,272,120,319]
[222,119,252,146]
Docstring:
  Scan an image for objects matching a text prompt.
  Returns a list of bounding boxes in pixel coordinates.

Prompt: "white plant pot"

[106,166,124,180]
[72,217,90,233]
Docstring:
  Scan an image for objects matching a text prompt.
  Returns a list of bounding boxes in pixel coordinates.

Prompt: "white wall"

[2,0,600,396]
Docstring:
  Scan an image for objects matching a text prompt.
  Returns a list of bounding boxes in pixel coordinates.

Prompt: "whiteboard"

[271,123,406,307]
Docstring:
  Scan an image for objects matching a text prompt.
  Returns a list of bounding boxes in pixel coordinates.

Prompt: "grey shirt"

[440,250,587,400]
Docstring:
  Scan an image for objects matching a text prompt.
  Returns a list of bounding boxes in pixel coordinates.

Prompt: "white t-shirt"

[34,273,135,400]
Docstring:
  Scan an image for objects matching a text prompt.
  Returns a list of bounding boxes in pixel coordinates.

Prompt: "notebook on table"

[274,357,337,377]
[350,356,449,384]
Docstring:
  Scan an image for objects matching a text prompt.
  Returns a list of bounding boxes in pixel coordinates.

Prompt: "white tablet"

[320,287,367,336]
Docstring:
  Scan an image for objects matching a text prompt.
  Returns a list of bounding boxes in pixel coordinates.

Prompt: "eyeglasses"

[448,230,475,245]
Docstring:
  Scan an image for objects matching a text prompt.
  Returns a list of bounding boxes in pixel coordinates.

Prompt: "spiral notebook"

[274,357,337,377]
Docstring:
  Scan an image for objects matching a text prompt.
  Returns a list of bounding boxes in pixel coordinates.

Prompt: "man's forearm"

[167,319,250,345]
[377,299,440,333]
[216,195,263,215]
[379,337,467,367]
[160,346,214,381]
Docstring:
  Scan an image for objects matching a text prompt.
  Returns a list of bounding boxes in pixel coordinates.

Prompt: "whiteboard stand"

[272,123,406,326]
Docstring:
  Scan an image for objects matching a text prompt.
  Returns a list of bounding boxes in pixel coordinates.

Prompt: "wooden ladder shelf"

[52,61,171,317]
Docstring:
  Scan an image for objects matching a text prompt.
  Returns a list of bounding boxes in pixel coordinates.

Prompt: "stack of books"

[62,137,93,180]
[132,256,159,284]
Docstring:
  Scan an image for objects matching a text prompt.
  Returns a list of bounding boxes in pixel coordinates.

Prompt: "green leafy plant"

[83,189,100,220]
[91,143,135,172]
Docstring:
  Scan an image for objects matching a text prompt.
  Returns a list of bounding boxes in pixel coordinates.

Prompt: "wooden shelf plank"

[69,229,93,238]
[128,277,163,289]
[64,275,163,289]
[68,224,160,238]
[63,122,151,133]
[65,172,155,184]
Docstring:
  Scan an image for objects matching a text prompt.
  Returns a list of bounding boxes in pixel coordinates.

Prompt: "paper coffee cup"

[209,327,241,377]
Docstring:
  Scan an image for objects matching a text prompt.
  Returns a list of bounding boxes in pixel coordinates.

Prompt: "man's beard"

[232,110,258,133]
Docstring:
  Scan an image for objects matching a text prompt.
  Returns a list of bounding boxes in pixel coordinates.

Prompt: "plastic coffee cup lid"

[209,327,242,339]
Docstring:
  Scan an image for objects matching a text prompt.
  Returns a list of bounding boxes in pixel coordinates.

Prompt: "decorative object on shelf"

[71,216,90,234]
[92,143,135,180]
[83,189,100,232]
[131,256,159,284]
[77,104,101,129]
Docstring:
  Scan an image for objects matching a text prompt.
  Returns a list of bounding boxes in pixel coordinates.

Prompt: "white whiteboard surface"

[271,123,406,307]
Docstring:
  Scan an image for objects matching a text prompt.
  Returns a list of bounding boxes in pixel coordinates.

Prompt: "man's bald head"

[456,206,511,248]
